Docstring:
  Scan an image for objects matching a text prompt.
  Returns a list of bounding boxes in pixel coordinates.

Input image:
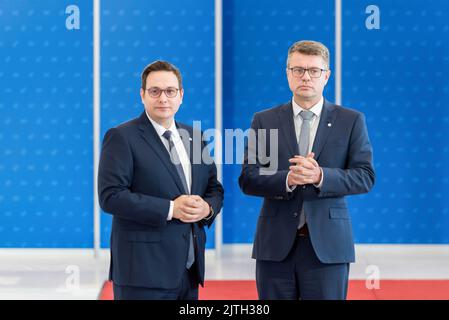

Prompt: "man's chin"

[155,111,174,119]
[296,94,315,101]
[148,113,174,126]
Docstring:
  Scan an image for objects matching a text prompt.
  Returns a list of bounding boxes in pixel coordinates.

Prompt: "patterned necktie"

[298,110,314,156]
[298,110,314,229]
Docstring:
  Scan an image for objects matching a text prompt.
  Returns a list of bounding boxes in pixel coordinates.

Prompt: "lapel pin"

[327,122,332,127]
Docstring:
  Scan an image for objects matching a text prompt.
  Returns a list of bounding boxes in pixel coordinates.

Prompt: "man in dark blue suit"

[239,40,375,300]
[98,60,224,300]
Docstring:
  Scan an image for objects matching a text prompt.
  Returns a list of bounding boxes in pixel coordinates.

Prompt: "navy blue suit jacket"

[239,100,375,264]
[98,112,224,289]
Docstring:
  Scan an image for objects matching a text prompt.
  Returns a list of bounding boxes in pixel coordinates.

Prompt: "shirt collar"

[291,96,324,118]
[145,111,178,139]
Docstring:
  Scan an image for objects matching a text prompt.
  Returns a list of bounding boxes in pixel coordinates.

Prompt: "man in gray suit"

[239,40,375,300]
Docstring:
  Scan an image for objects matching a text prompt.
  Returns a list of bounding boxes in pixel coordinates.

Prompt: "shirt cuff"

[313,168,324,189]
[167,200,174,220]
[286,171,297,192]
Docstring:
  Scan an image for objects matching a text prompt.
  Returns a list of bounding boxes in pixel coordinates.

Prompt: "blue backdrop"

[0,0,93,247]
[0,0,448,247]
[99,0,216,248]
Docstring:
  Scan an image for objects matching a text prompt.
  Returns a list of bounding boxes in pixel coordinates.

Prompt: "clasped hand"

[173,195,210,223]
[287,152,322,187]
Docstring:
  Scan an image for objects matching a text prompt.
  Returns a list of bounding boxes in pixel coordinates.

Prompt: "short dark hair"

[141,60,183,90]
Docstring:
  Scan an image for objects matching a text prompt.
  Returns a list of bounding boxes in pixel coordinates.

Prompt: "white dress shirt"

[146,111,191,220]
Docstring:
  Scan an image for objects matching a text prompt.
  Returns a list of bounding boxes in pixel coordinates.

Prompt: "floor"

[0,244,448,300]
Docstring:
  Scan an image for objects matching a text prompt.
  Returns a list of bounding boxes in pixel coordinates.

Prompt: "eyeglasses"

[287,67,327,78]
[146,87,180,98]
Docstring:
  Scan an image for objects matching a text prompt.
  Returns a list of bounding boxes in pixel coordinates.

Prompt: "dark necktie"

[162,130,195,269]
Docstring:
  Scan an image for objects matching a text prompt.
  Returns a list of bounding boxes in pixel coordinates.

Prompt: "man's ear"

[140,88,145,103]
[179,88,184,103]
[324,70,331,85]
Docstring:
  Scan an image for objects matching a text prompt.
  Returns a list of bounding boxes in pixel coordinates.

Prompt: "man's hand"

[287,152,322,187]
[173,195,211,223]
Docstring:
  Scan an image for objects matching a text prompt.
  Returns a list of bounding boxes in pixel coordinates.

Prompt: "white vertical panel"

[214,0,223,255]
[93,0,101,258]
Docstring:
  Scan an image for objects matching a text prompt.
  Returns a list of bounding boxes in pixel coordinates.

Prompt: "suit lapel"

[278,102,299,157]
[311,99,338,160]
[137,112,187,195]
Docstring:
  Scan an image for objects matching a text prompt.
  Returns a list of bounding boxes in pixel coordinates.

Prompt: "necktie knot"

[299,110,314,121]
[162,130,173,141]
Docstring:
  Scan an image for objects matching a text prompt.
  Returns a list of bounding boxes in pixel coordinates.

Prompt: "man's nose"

[158,93,168,103]
[301,70,312,81]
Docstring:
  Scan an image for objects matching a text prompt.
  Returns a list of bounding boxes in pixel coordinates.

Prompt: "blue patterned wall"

[0,0,93,247]
[0,0,448,247]
[223,0,335,243]
[342,0,449,243]
[99,0,216,248]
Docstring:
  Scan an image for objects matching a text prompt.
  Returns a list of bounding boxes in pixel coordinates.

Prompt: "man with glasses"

[239,40,375,299]
[98,60,224,299]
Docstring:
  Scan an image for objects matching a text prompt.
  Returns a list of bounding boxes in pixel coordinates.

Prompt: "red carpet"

[98,280,449,300]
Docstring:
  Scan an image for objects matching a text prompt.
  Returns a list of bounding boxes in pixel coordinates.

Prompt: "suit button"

[293,212,298,218]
